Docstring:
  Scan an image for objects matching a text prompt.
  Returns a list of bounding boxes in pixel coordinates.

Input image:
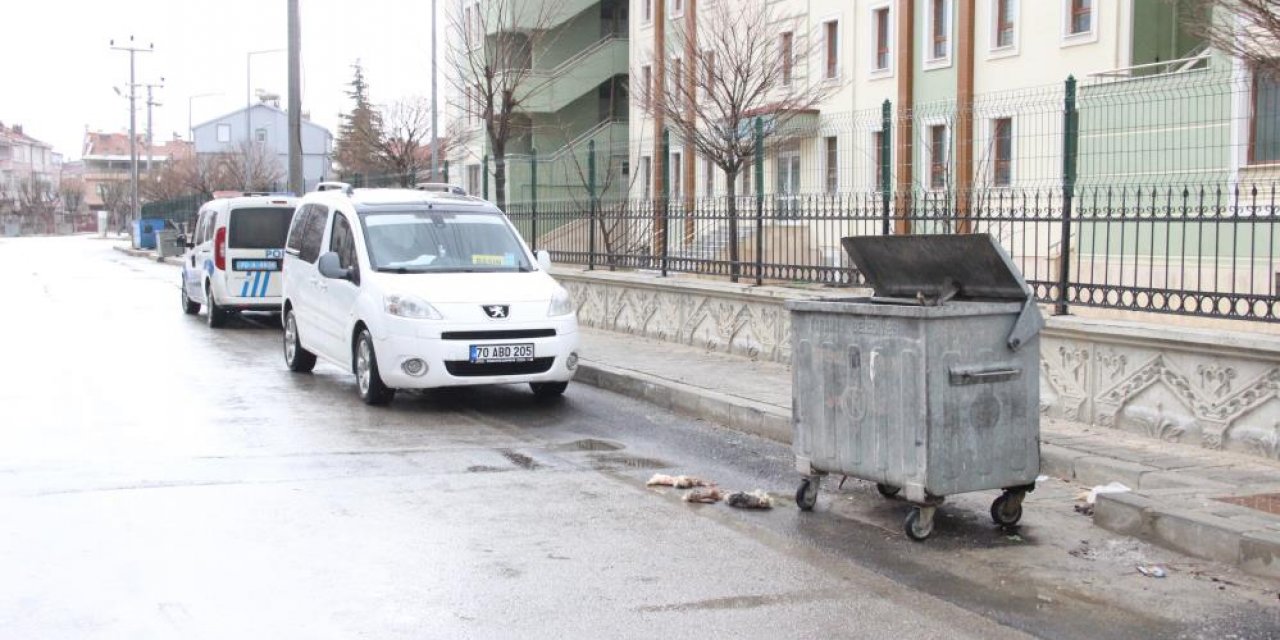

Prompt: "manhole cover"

[1216,493,1280,515]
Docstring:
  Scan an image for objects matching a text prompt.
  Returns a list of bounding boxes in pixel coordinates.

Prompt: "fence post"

[588,140,598,271]
[530,148,538,252]
[754,117,765,286]
[1057,76,1078,316]
[880,99,892,236]
[482,154,489,200]
[661,127,670,276]
[442,160,449,183]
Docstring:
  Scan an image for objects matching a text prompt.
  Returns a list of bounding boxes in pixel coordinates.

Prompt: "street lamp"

[188,92,221,143]
[245,48,285,190]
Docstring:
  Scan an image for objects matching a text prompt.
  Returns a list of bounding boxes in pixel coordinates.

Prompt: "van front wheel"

[355,330,395,406]
[283,310,316,373]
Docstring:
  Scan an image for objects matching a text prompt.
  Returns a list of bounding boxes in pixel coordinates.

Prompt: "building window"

[1252,66,1280,164]
[671,57,682,97]
[255,128,268,143]
[641,156,651,200]
[642,65,652,108]
[993,118,1013,186]
[780,31,794,86]
[824,137,838,193]
[670,152,682,198]
[994,0,1016,50]
[1068,0,1092,36]
[464,6,473,47]
[670,0,683,17]
[704,157,714,197]
[467,165,481,195]
[928,124,949,190]
[824,20,839,80]
[643,0,651,23]
[873,131,886,190]
[216,123,231,143]
[873,7,891,73]
[928,0,949,62]
[703,50,716,95]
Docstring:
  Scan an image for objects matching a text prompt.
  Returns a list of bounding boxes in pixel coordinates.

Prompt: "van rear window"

[229,208,294,249]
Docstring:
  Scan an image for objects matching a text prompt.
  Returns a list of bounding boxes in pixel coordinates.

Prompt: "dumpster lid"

[841,234,1033,302]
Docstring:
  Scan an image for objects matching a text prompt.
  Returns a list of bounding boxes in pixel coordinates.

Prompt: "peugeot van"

[280,183,579,405]
[180,193,299,327]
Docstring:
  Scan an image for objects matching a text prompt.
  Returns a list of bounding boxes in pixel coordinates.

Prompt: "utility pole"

[144,78,165,174]
[431,0,439,182]
[110,36,153,225]
[287,0,304,195]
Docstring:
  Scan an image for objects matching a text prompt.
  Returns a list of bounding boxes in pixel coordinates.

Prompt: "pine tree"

[334,61,383,179]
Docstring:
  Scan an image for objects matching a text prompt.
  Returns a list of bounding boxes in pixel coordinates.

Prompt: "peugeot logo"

[483,304,510,319]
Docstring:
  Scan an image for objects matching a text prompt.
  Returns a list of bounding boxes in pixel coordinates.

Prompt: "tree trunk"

[726,169,740,283]
[494,156,507,211]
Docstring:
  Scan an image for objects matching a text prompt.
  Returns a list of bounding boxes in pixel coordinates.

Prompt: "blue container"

[132,218,167,250]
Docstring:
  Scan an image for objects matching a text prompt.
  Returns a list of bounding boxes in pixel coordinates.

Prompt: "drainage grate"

[1216,493,1280,516]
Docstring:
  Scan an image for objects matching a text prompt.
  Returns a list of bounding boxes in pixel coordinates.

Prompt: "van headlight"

[385,294,443,319]
[547,287,575,317]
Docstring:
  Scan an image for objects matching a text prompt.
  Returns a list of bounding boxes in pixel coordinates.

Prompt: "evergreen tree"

[334,61,383,179]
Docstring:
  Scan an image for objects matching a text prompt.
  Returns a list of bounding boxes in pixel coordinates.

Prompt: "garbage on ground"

[726,490,774,509]
[1036,475,1050,483]
[683,487,724,503]
[646,473,711,489]
[1080,482,1131,505]
[1074,503,1095,516]
[1006,534,1025,543]
[1137,565,1167,578]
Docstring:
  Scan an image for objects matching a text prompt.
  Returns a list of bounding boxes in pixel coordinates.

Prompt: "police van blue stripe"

[240,276,251,297]
[252,271,264,298]
[260,271,272,297]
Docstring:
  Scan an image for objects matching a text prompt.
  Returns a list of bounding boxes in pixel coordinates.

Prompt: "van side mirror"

[317,252,351,280]
[536,249,552,271]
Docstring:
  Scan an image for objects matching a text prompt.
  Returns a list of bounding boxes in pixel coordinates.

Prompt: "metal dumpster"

[786,234,1044,541]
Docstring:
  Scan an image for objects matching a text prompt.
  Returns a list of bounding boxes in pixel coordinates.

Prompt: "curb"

[111,244,184,266]
[574,358,1280,579]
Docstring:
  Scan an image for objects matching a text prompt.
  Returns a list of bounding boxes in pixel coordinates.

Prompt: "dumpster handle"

[949,364,1022,386]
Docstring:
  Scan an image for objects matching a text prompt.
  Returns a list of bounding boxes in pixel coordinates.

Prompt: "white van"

[180,194,299,327]
[281,183,579,405]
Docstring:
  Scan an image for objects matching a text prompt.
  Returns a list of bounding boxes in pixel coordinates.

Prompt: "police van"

[179,193,299,327]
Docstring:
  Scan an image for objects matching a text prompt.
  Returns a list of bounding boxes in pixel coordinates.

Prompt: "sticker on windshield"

[472,254,506,266]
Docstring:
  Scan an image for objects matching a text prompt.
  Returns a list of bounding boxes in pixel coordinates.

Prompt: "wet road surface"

[1,236,1277,639]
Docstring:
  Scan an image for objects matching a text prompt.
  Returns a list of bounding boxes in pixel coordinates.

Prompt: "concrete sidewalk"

[576,328,1280,579]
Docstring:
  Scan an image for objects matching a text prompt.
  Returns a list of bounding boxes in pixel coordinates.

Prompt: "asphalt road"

[1,236,1277,639]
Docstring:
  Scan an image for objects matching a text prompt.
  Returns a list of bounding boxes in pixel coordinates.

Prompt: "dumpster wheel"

[795,478,819,511]
[990,491,1024,527]
[905,507,935,541]
[875,483,901,499]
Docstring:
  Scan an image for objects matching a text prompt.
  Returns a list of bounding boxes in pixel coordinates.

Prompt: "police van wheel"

[181,284,200,315]
[355,330,395,406]
[206,285,229,328]
[283,310,316,373]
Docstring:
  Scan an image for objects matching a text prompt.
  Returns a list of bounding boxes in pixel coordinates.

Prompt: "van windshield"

[360,210,531,273]
[229,208,294,249]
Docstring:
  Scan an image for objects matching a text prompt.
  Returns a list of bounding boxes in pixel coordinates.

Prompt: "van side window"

[298,205,327,264]
[196,212,212,244]
[285,205,309,254]
[330,213,358,270]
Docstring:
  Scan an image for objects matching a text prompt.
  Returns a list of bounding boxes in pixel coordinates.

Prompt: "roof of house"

[81,131,192,160]
[192,102,333,138]
[0,123,53,149]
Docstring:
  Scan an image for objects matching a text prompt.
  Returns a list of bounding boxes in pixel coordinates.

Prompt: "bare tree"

[1182,0,1280,78]
[17,178,58,234]
[60,178,85,221]
[643,0,838,281]
[98,180,131,231]
[223,140,286,192]
[356,97,435,186]
[447,0,564,209]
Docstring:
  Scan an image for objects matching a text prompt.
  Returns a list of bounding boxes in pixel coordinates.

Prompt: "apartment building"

[629,0,1277,199]
[0,123,61,235]
[449,0,630,204]
[80,130,192,216]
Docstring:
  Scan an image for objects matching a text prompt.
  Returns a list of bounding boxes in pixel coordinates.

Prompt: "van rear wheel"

[283,310,316,373]
[205,284,228,328]
[355,330,395,406]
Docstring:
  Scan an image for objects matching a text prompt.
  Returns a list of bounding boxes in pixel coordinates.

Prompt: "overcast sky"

[2,0,448,160]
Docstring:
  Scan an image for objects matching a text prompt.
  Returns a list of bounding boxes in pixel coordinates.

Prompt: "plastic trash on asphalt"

[786,234,1044,541]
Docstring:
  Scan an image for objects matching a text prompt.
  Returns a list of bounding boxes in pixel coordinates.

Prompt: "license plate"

[233,259,281,271]
[469,343,534,363]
